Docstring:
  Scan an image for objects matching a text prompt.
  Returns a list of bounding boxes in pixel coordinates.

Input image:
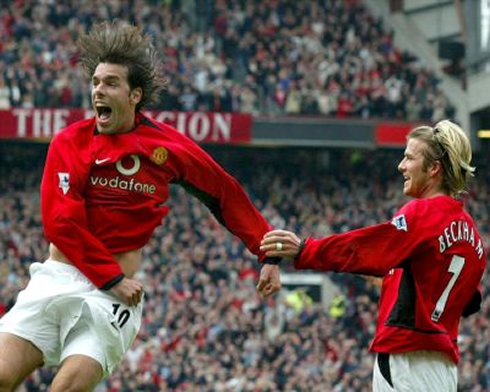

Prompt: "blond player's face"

[91,63,142,134]
[398,138,433,198]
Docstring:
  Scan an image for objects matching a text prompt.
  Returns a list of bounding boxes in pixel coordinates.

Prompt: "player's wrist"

[100,273,125,290]
[295,239,306,260]
[263,256,282,265]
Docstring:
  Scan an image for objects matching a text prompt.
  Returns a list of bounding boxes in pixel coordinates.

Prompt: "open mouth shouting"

[95,103,113,126]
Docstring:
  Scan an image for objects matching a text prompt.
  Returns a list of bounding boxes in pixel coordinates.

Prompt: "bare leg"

[50,355,103,392]
[0,332,44,392]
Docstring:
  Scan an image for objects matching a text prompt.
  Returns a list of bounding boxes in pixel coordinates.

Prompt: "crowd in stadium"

[0,144,489,391]
[0,0,454,121]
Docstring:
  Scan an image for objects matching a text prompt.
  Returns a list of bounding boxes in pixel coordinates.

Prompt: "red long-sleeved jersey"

[294,196,486,363]
[41,113,275,289]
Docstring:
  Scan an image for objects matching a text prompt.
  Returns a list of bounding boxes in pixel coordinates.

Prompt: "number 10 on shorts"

[111,303,130,328]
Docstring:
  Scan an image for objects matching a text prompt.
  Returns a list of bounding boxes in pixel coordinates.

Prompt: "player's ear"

[429,159,443,178]
[130,87,142,106]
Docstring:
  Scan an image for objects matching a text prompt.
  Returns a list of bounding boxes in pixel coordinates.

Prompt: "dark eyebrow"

[92,75,121,82]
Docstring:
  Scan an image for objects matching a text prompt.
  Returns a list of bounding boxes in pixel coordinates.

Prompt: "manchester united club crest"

[151,147,168,165]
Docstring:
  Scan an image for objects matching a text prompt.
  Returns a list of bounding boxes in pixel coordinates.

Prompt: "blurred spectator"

[0,77,10,109]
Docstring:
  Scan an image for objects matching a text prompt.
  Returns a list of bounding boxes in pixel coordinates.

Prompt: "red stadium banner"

[375,122,420,147]
[0,109,252,144]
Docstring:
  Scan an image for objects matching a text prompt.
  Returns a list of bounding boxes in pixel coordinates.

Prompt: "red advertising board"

[375,122,420,147]
[0,109,252,144]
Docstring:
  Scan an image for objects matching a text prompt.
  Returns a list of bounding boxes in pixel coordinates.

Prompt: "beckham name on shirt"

[438,219,484,260]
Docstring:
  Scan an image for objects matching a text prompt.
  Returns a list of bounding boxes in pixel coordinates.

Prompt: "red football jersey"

[295,196,486,363]
[41,113,273,289]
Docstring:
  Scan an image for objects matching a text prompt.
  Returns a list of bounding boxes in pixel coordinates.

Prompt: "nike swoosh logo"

[95,158,111,165]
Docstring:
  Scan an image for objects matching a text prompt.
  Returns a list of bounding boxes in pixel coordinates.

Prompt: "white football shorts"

[373,350,457,392]
[0,260,143,376]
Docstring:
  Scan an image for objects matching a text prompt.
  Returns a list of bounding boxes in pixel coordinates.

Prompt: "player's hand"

[260,229,302,259]
[110,277,144,307]
[256,264,281,298]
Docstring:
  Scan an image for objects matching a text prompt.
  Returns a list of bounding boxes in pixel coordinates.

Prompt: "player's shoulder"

[403,196,458,212]
[393,198,436,224]
[395,197,463,228]
[396,198,421,216]
[52,117,96,145]
[138,113,182,136]
[391,198,444,232]
[138,112,196,145]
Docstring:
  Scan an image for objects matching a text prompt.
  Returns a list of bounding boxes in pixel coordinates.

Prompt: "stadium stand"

[0,0,454,120]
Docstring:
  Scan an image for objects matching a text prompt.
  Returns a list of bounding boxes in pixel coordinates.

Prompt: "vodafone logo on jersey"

[90,154,157,195]
[115,154,140,176]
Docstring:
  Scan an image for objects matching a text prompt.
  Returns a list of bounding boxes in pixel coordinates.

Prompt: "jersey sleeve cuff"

[99,273,125,290]
[263,256,282,265]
